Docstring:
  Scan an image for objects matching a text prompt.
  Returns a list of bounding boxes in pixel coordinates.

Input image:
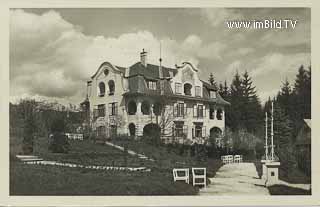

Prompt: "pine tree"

[293,65,310,119]
[241,70,263,133]
[228,71,244,131]
[219,82,224,96]
[273,104,294,178]
[223,80,229,99]
[277,78,292,115]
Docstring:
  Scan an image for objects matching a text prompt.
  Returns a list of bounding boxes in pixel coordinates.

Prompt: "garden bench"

[192,168,206,188]
[221,155,228,164]
[173,168,189,184]
[227,155,234,164]
[234,155,241,163]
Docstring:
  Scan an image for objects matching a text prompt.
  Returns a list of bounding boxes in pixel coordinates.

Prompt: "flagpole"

[271,101,274,161]
[265,112,268,160]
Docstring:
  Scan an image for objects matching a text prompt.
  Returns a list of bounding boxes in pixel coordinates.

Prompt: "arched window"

[153,102,162,116]
[108,80,115,95]
[98,82,105,97]
[141,101,150,115]
[128,101,137,115]
[184,83,192,96]
[128,123,136,136]
[217,108,223,120]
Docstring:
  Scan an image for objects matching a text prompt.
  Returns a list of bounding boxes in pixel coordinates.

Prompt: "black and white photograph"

[8,7,313,198]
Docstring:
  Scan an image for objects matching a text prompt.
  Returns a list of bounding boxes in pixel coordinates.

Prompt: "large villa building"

[83,49,230,145]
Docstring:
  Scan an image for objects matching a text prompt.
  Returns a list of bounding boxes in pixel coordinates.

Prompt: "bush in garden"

[48,116,70,153]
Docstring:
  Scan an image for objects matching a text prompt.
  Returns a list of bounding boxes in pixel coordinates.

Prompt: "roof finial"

[159,41,162,64]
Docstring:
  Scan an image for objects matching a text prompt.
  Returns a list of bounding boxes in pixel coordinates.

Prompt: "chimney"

[140,49,147,67]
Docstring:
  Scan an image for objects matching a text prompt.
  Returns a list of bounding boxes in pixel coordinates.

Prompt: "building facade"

[85,50,230,144]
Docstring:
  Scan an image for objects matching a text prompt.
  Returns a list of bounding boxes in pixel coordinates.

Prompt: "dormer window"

[184,83,192,96]
[195,86,201,97]
[175,83,182,94]
[98,82,105,97]
[148,81,157,90]
[210,91,217,99]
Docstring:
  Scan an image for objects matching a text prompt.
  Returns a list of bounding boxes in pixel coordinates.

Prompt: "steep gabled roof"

[91,62,125,79]
[129,62,177,79]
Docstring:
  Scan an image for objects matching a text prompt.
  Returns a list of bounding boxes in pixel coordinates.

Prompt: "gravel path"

[200,162,270,195]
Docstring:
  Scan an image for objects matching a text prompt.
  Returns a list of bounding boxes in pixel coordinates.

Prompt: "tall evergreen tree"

[208,73,217,88]
[273,104,295,178]
[241,71,263,133]
[219,82,224,96]
[223,80,229,99]
[293,65,311,119]
[277,78,292,116]
[228,71,244,131]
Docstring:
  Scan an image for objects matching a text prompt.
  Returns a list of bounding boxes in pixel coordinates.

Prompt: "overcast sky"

[10,8,310,105]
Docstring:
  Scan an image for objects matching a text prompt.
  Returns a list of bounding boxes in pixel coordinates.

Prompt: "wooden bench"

[221,155,228,164]
[173,168,189,184]
[192,168,206,188]
[227,155,234,164]
[234,155,241,163]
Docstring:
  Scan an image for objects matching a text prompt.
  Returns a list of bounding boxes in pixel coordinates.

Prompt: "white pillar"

[271,101,274,161]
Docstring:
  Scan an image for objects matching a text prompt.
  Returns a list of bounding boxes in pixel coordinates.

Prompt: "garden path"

[105,141,155,161]
[200,162,270,195]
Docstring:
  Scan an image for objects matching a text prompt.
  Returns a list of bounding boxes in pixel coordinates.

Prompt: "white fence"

[65,133,84,140]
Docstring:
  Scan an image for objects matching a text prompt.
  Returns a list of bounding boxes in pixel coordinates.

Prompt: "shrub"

[48,132,70,153]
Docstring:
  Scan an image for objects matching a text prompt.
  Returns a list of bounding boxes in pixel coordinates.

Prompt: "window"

[210,91,217,99]
[174,123,184,138]
[98,82,105,97]
[141,101,150,115]
[174,123,187,138]
[148,81,157,90]
[195,86,201,97]
[197,105,204,118]
[104,68,109,76]
[177,103,184,117]
[128,101,137,115]
[217,108,223,120]
[129,123,136,136]
[97,104,105,117]
[209,108,215,119]
[175,83,182,94]
[184,83,192,96]
[195,125,202,138]
[108,80,115,95]
[193,105,205,118]
[153,102,162,116]
[109,103,118,116]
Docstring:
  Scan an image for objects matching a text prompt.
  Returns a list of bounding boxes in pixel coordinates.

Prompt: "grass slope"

[10,161,198,195]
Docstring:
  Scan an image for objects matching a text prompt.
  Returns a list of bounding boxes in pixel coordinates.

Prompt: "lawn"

[10,160,198,195]
[268,185,311,195]
[32,136,152,167]
[110,138,223,177]
[10,135,222,195]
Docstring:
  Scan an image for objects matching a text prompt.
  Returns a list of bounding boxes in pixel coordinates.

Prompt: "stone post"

[265,161,281,186]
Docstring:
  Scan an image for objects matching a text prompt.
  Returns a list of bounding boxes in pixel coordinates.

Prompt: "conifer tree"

[273,104,294,178]
[241,70,263,133]
[208,73,217,88]
[229,71,244,131]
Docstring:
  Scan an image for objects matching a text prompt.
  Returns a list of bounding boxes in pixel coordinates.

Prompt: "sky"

[9,8,310,105]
